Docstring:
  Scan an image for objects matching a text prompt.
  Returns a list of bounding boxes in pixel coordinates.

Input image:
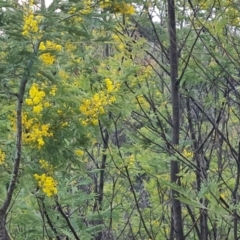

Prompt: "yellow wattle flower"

[0,149,6,165]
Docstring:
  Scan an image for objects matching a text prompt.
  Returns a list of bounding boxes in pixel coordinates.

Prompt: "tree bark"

[167,0,184,239]
[0,212,10,240]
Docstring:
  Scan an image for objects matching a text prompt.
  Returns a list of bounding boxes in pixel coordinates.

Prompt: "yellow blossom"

[81,119,88,126]
[34,173,57,197]
[182,148,193,159]
[32,96,41,105]
[45,40,62,51]
[109,96,116,103]
[68,7,77,14]
[33,105,43,114]
[40,41,62,51]
[100,1,135,15]
[43,102,50,107]
[29,83,45,99]
[39,159,54,174]
[39,53,55,65]
[25,83,48,115]
[61,122,68,127]
[20,112,53,148]
[39,42,46,51]
[100,0,111,9]
[75,149,84,156]
[0,149,5,165]
[38,41,61,64]
[49,85,57,96]
[105,78,114,92]
[65,43,77,52]
[25,98,33,105]
[59,70,70,80]
[79,79,119,125]
[37,138,44,147]
[92,118,98,125]
[137,95,149,109]
[80,0,92,14]
[22,12,40,36]
[126,154,135,168]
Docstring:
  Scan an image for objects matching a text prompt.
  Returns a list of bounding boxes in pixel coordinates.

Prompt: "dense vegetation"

[1,0,240,239]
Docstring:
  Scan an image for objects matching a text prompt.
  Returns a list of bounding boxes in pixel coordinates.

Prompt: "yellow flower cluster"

[10,82,54,148]
[39,53,55,65]
[126,154,135,168]
[34,173,57,197]
[182,148,194,159]
[75,149,84,156]
[22,112,53,148]
[39,159,54,174]
[59,70,70,80]
[225,7,240,26]
[79,78,119,125]
[137,95,149,109]
[106,78,120,91]
[67,7,83,23]
[99,0,110,9]
[80,91,109,125]
[39,41,62,51]
[65,42,77,52]
[113,3,135,14]
[22,11,41,36]
[25,83,50,114]
[0,149,5,165]
[68,0,92,15]
[68,7,77,14]
[49,85,57,96]
[100,0,135,15]
[39,41,62,65]
[80,0,92,14]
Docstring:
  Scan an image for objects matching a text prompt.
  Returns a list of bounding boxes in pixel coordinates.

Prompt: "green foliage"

[1,0,240,239]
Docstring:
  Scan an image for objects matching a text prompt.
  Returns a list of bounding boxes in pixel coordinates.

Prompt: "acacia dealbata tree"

[1,0,240,239]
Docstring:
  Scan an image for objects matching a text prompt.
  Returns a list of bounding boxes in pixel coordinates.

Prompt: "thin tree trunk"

[167,0,184,239]
[0,212,9,240]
